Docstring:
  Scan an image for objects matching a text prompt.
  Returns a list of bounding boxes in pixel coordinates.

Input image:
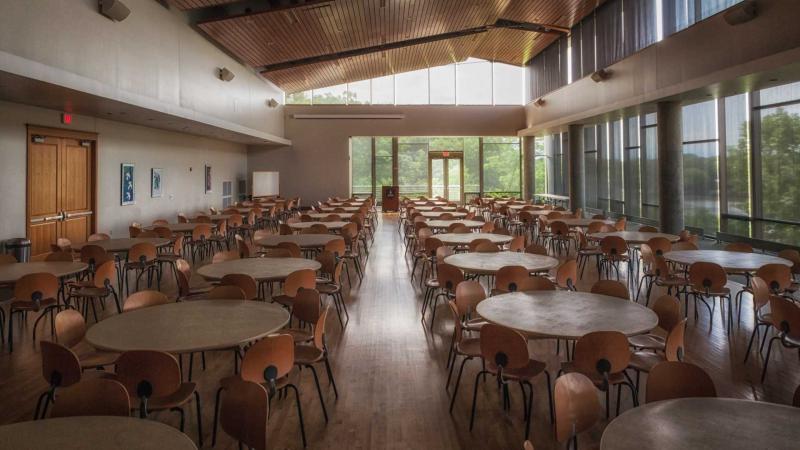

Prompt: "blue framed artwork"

[121,163,135,205]
[151,168,163,198]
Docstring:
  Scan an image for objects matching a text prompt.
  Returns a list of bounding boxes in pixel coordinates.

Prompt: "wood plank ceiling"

[167,0,603,93]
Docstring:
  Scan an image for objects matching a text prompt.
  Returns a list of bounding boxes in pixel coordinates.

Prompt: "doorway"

[428,152,463,204]
[27,126,96,257]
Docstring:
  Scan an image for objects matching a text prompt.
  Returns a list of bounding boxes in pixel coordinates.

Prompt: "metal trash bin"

[4,238,31,262]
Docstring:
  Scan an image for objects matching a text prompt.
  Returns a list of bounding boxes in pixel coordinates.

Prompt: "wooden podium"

[381,185,399,212]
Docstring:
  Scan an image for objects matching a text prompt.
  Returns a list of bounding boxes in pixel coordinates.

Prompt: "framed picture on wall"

[121,163,135,205]
[151,168,163,198]
[205,164,212,193]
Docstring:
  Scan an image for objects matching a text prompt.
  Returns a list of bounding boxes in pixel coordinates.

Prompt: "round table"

[256,234,343,249]
[196,257,321,282]
[600,398,800,450]
[86,300,289,353]
[425,220,485,230]
[549,218,613,228]
[477,291,657,339]
[418,211,467,218]
[435,233,514,247]
[319,207,361,212]
[410,201,448,206]
[413,206,458,212]
[0,416,197,449]
[289,221,349,231]
[508,204,550,212]
[307,213,355,220]
[445,252,559,275]
[0,261,88,284]
[591,231,680,244]
[73,238,171,253]
[145,223,216,233]
[664,250,792,272]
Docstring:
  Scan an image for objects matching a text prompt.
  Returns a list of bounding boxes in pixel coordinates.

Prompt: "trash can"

[4,238,31,262]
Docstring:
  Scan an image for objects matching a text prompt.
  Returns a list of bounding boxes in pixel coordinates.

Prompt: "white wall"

[0,0,285,139]
[0,100,247,240]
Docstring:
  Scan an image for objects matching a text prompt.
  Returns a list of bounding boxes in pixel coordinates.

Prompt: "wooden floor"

[1,214,799,449]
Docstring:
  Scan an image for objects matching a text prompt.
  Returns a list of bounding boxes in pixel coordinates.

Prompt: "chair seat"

[284,328,313,344]
[657,276,689,287]
[294,344,324,365]
[628,334,665,351]
[454,337,481,357]
[73,341,119,368]
[489,358,547,381]
[560,361,627,387]
[317,283,340,295]
[628,351,666,373]
[10,298,57,311]
[691,286,730,296]
[464,318,488,332]
[71,287,111,298]
[156,254,180,262]
[272,295,293,308]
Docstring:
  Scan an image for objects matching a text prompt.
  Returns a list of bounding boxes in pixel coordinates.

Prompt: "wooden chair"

[156,233,184,284]
[294,306,338,424]
[645,361,716,403]
[35,341,83,419]
[205,285,247,300]
[283,288,321,344]
[7,272,60,353]
[549,221,572,255]
[590,280,630,300]
[424,263,464,331]
[272,269,316,310]
[468,238,491,253]
[508,235,526,252]
[468,324,552,440]
[446,300,481,412]
[212,250,240,263]
[560,331,635,418]
[688,262,732,332]
[724,242,753,253]
[218,379,270,450]
[122,242,160,295]
[87,233,110,241]
[315,252,348,327]
[474,241,500,253]
[175,258,212,301]
[778,249,800,281]
[743,277,773,363]
[554,260,578,291]
[54,309,118,369]
[760,294,800,382]
[136,230,159,238]
[277,241,303,258]
[123,290,168,312]
[628,318,688,394]
[112,350,203,445]
[524,243,548,256]
[628,295,681,351]
[220,273,258,300]
[554,373,602,450]
[50,378,130,418]
[493,265,530,295]
[213,334,306,448]
[454,280,488,334]
[68,260,121,319]
[599,236,630,281]
[518,276,556,292]
[576,228,602,279]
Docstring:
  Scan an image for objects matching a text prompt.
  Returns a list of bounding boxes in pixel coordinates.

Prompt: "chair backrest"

[220,379,270,450]
[664,319,688,362]
[192,224,214,241]
[474,242,500,253]
[479,324,530,370]
[688,262,727,293]
[14,272,59,302]
[212,250,241,263]
[436,245,455,264]
[508,235,526,252]
[590,280,630,300]
[219,274,258,300]
[778,249,800,275]
[436,263,464,292]
[324,238,346,257]
[518,276,555,292]
[495,266,530,293]
[555,260,578,290]
[646,237,672,256]
[206,285,247,300]
[115,350,182,402]
[152,226,173,239]
[468,239,491,252]
[311,306,330,351]
[449,300,465,344]
[638,225,658,232]
[724,242,753,253]
[587,221,605,234]
[79,244,111,268]
[572,331,631,386]
[279,223,294,235]
[749,276,771,311]
[50,379,130,418]
[600,236,628,257]
[614,217,627,231]
[40,340,82,388]
[755,263,793,293]
[554,372,602,443]
[651,295,681,333]
[454,280,486,316]
[128,242,157,263]
[240,334,295,384]
[283,269,317,297]
[550,221,569,237]
[769,294,800,339]
[129,225,142,238]
[645,361,716,403]
[292,288,322,325]
[307,224,329,235]
[45,251,74,262]
[55,309,87,349]
[525,243,548,256]
[123,290,168,312]
[88,233,111,242]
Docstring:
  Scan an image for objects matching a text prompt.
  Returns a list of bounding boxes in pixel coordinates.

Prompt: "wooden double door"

[27,127,96,257]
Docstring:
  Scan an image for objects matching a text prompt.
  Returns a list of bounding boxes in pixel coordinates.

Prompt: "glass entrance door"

[429,152,464,203]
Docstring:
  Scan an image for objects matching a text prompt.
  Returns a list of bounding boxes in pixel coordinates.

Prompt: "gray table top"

[73,238,171,253]
[256,234,343,249]
[445,252,559,275]
[196,257,321,282]
[591,231,680,244]
[664,249,792,272]
[425,220,485,229]
[289,221,348,230]
[0,261,88,284]
[435,233,514,246]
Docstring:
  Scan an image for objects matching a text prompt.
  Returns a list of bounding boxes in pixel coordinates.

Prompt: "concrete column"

[657,101,684,234]
[568,124,584,212]
[522,136,536,201]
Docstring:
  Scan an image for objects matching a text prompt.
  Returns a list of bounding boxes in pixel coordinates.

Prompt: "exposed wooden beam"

[258,19,568,73]
[191,0,334,24]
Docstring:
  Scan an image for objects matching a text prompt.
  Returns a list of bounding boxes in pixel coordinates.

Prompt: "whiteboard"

[252,171,279,196]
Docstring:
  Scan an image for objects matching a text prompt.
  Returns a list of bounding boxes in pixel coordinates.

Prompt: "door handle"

[64,211,93,219]
[44,214,63,221]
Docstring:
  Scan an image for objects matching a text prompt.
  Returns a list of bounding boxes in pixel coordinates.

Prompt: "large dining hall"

[1,0,800,449]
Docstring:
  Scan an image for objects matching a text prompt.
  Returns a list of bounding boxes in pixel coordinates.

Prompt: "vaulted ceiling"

[165,0,604,93]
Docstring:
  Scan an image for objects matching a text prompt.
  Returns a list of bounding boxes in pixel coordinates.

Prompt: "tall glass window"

[682,100,720,235]
[346,80,371,104]
[723,94,751,236]
[641,113,659,220]
[350,137,372,196]
[609,120,625,214]
[312,83,347,104]
[493,62,524,105]
[374,137,393,199]
[395,69,429,105]
[552,134,568,196]
[623,116,642,217]
[483,137,522,196]
[597,123,610,211]
[371,75,395,104]
[463,138,480,201]
[584,126,599,209]
[534,137,548,195]
[397,137,429,197]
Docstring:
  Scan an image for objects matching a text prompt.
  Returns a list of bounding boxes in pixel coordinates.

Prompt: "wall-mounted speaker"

[591,68,612,83]
[724,0,757,26]
[218,67,235,82]
[533,98,546,108]
[99,0,130,22]
[266,98,279,108]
